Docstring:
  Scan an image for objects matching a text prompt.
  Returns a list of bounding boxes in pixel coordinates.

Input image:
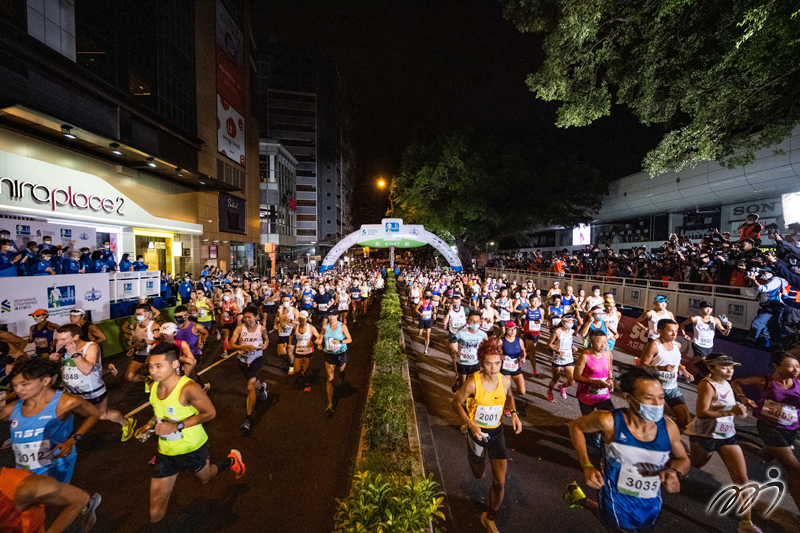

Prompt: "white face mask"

[223,296,231,301]
[34,316,46,323]
[283,301,291,308]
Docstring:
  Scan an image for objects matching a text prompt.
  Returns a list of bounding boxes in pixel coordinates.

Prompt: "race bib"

[527,321,541,332]
[326,338,341,353]
[713,416,736,438]
[198,309,208,318]
[34,338,48,348]
[422,310,432,320]
[502,356,519,372]
[338,302,349,311]
[459,346,478,364]
[474,404,502,428]
[13,440,52,470]
[223,311,230,322]
[552,317,561,326]
[617,464,661,499]
[157,417,184,442]
[281,324,294,336]
[412,298,420,304]
[499,309,510,321]
[319,303,328,311]
[657,371,677,388]
[762,399,799,427]
[696,329,714,348]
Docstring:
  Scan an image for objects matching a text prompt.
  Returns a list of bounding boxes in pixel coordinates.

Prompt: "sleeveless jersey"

[295,325,314,355]
[501,336,523,373]
[577,351,611,404]
[323,323,347,354]
[418,300,434,321]
[446,307,467,334]
[62,342,105,401]
[195,298,213,323]
[599,409,671,530]
[175,324,201,356]
[685,379,736,438]
[301,289,315,309]
[753,375,800,430]
[554,329,574,366]
[467,373,505,429]
[133,321,156,357]
[31,326,53,356]
[278,308,295,337]
[10,391,75,476]
[692,319,715,349]
[524,308,542,333]
[650,340,681,390]
[350,286,362,301]
[480,308,495,332]
[238,324,263,365]
[496,298,512,322]
[648,310,670,337]
[150,376,208,456]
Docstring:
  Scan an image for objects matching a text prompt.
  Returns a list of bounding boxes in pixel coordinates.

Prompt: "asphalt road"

[400,298,800,533]
[1,302,380,533]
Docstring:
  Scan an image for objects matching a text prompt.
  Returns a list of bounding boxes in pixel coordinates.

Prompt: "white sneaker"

[203,383,211,392]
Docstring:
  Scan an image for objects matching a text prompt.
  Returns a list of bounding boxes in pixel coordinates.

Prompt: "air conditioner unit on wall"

[182,249,192,257]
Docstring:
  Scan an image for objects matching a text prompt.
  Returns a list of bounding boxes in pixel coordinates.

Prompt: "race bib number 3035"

[617,464,660,499]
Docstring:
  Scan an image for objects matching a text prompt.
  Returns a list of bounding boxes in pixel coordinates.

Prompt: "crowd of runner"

[0,267,384,532]
[400,267,800,533]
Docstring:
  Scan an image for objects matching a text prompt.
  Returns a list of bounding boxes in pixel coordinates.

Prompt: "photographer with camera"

[746,266,787,349]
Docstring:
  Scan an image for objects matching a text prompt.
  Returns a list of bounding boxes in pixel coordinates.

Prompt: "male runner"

[318,313,352,415]
[452,338,522,533]
[173,306,210,390]
[566,367,690,533]
[53,324,136,441]
[133,344,245,528]
[639,319,693,431]
[126,304,160,383]
[636,296,675,341]
[678,301,732,359]
[293,310,320,393]
[274,294,298,373]
[443,295,468,369]
[219,288,241,356]
[415,290,435,355]
[451,311,489,393]
[229,307,269,431]
[1,358,100,483]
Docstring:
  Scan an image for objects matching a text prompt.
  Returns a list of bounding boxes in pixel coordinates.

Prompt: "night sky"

[251,0,664,183]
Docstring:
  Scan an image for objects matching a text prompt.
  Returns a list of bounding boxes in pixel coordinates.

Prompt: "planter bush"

[376,318,402,343]
[362,373,409,448]
[373,338,405,373]
[334,471,445,533]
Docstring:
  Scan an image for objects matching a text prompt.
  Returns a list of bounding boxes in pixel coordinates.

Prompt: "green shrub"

[373,338,405,373]
[363,442,416,476]
[377,318,402,343]
[363,373,409,448]
[381,298,403,321]
[334,471,445,533]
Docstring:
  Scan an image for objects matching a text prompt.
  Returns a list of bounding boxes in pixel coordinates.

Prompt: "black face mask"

[175,316,187,324]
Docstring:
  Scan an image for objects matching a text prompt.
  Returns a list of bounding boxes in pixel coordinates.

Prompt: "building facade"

[259,139,297,268]
[0,0,262,276]
[253,37,356,258]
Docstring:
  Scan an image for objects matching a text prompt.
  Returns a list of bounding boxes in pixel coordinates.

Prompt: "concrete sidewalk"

[401,302,800,533]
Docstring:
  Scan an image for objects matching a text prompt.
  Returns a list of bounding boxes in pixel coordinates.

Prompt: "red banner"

[216,46,244,114]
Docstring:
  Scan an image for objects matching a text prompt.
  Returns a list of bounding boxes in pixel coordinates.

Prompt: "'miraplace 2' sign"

[0,178,126,215]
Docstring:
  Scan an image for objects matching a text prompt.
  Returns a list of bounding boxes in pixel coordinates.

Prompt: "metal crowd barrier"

[483,267,760,331]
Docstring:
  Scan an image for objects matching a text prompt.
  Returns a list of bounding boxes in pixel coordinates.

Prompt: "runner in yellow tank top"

[134,343,246,527]
[453,337,522,533]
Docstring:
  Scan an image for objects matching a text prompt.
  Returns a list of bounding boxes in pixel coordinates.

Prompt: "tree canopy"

[501,0,800,175]
[389,129,606,266]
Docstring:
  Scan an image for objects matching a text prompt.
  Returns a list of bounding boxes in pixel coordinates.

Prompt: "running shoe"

[121,418,137,442]
[738,522,763,533]
[203,382,211,392]
[561,387,567,400]
[148,456,156,466]
[304,384,311,393]
[451,380,459,393]
[503,408,511,418]
[228,449,246,479]
[564,482,586,508]
[288,367,295,375]
[80,492,102,532]
[258,383,268,402]
[107,364,118,377]
[480,512,500,533]
[326,403,334,414]
[533,370,539,377]
[240,419,251,432]
[547,390,554,402]
[1,438,10,450]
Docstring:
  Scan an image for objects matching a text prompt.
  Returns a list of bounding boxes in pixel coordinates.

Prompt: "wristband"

[510,410,518,415]
[583,463,593,469]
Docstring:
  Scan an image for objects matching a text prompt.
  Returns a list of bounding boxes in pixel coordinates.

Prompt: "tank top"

[753,374,800,430]
[549,305,564,326]
[195,297,213,323]
[175,324,201,356]
[31,325,53,356]
[10,391,75,475]
[524,308,542,333]
[497,298,511,321]
[600,409,671,529]
[554,329,574,366]
[480,308,495,332]
[447,307,467,334]
[685,379,736,438]
[419,300,434,321]
[692,319,715,348]
[62,342,105,400]
[233,289,246,311]
[648,310,670,337]
[516,298,529,311]
[501,336,523,373]
[133,321,156,356]
[650,340,681,390]
[295,324,314,355]
[150,376,208,456]
[350,286,361,301]
[586,296,603,311]
[467,373,505,429]
[302,289,315,308]
[584,320,608,347]
[410,288,420,304]
[604,312,620,333]
[238,324,263,365]
[0,467,46,533]
[222,301,236,324]
[577,351,611,404]
[323,323,347,354]
[278,308,295,337]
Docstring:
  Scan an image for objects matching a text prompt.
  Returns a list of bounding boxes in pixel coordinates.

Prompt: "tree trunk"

[455,238,473,271]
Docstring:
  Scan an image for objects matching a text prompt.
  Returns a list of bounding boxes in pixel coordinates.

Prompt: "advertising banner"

[217,95,246,166]
[216,0,245,166]
[0,273,110,336]
[10,220,96,251]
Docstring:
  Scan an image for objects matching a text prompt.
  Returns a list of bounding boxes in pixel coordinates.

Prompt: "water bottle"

[719,314,728,324]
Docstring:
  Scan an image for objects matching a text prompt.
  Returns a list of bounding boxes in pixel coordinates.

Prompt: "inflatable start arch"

[319,218,463,272]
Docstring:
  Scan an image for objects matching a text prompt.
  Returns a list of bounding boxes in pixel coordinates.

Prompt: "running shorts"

[152,441,210,479]
[238,357,263,381]
[467,425,507,463]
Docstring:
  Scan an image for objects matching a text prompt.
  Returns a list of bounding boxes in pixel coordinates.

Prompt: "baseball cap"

[699,301,713,309]
[604,297,615,306]
[29,309,48,317]
[69,309,86,316]
[299,310,309,318]
[653,295,669,303]
[553,281,559,285]
[505,321,517,329]
[160,322,178,336]
[705,354,740,367]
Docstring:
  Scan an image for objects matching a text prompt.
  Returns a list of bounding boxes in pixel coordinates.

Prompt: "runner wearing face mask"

[173,307,210,391]
[546,317,577,403]
[522,296,543,377]
[219,289,241,357]
[415,290,435,355]
[444,296,468,381]
[126,304,160,384]
[452,311,488,393]
[293,311,320,393]
[275,295,298,373]
[28,310,58,357]
[565,368,690,533]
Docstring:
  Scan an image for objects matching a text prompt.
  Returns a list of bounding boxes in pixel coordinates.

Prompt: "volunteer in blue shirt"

[132,255,149,271]
[60,251,84,275]
[118,253,134,272]
[88,251,107,273]
[99,241,116,271]
[0,239,22,277]
[178,275,194,303]
[30,249,56,276]
[0,228,19,252]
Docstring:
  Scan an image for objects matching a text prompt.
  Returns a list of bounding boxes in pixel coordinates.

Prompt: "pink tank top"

[576,351,611,405]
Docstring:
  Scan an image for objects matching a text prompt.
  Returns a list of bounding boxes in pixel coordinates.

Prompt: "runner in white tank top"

[229,308,269,432]
[678,302,732,358]
[637,295,675,340]
[293,311,320,393]
[546,317,577,403]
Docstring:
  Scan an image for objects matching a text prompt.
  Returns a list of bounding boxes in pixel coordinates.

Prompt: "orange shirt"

[0,468,45,533]
[553,259,564,274]
[729,270,746,287]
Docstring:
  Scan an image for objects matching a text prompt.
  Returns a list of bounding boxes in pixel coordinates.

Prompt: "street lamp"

[378,179,385,188]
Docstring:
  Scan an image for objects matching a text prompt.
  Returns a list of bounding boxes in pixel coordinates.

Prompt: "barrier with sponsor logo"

[0,273,110,336]
[109,271,161,302]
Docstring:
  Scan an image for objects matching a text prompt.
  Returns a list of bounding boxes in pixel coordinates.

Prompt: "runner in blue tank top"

[566,367,689,533]
[0,358,100,484]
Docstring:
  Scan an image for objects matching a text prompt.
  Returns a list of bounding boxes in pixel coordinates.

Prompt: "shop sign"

[0,178,125,215]
[218,192,247,235]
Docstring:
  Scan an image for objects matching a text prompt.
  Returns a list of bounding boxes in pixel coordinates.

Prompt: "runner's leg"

[149,474,178,523]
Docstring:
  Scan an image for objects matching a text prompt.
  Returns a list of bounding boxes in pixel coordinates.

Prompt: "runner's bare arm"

[568,410,614,489]
[72,342,100,375]
[15,472,90,533]
[731,375,766,409]
[87,324,106,345]
[638,341,659,367]
[340,325,353,345]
